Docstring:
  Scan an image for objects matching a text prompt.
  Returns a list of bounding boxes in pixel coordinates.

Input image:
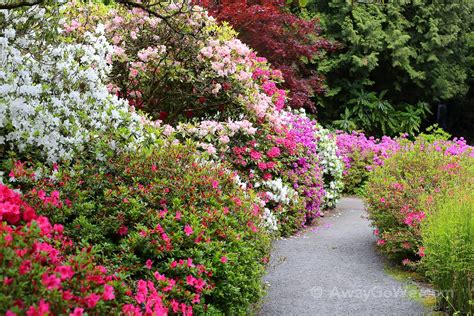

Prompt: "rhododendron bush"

[65,2,286,124]
[336,131,401,194]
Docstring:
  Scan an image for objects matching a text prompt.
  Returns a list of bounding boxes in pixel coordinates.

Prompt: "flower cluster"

[335,131,400,193]
[0,184,124,315]
[0,7,153,163]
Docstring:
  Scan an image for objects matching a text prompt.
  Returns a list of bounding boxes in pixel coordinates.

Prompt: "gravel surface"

[259,197,426,316]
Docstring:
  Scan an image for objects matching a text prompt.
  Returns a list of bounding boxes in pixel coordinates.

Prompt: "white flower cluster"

[313,125,344,209]
[261,178,298,206]
[0,8,151,163]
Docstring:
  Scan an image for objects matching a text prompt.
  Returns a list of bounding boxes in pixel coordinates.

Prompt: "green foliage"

[421,185,474,315]
[342,149,373,195]
[310,0,473,136]
[365,138,473,263]
[13,143,271,313]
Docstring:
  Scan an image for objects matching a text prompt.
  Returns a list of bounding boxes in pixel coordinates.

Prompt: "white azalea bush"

[314,125,344,209]
[0,6,154,163]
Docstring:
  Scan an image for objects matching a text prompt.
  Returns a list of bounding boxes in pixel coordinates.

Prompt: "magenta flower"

[184,224,194,236]
[266,146,281,158]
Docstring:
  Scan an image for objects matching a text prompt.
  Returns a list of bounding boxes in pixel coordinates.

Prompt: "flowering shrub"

[65,2,286,124]
[336,131,400,194]
[206,0,335,111]
[10,142,271,313]
[171,120,308,235]
[312,124,344,209]
[0,184,125,315]
[365,138,473,264]
[0,6,154,163]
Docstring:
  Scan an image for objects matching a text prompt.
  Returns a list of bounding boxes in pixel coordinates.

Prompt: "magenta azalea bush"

[365,137,473,264]
[336,131,401,194]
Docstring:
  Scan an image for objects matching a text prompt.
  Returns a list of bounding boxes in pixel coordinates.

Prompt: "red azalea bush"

[205,0,336,112]
[365,138,473,264]
[8,142,271,314]
[0,184,126,315]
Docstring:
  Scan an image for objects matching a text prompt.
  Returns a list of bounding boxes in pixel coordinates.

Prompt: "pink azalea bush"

[365,137,473,264]
[7,142,271,313]
[0,184,126,315]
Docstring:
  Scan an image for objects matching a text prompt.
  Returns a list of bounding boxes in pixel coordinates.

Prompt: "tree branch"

[0,0,43,10]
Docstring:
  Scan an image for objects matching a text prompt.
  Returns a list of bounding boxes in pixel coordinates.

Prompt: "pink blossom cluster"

[0,185,121,315]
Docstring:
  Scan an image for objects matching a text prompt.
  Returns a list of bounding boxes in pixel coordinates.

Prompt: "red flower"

[118,225,128,236]
[19,260,32,275]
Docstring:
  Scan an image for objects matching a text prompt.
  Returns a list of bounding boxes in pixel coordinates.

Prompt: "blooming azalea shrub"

[336,131,400,195]
[0,184,127,315]
[10,143,271,313]
[0,5,155,163]
[312,125,344,209]
[420,185,474,315]
[171,120,308,235]
[365,138,474,264]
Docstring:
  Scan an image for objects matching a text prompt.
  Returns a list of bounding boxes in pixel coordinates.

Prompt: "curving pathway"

[259,197,426,316]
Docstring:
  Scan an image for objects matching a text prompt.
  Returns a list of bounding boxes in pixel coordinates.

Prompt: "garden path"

[259,197,426,316]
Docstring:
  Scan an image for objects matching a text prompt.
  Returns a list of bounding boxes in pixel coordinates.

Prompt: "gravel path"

[259,197,426,316]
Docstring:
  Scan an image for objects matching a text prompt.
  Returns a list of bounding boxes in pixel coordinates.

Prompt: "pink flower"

[184,224,194,236]
[380,197,386,203]
[220,256,228,263]
[402,259,412,266]
[175,212,181,220]
[211,180,219,189]
[145,259,153,269]
[377,239,386,246]
[26,300,49,316]
[19,260,32,275]
[250,150,262,161]
[69,308,84,316]
[85,293,101,308]
[266,147,281,158]
[41,273,61,290]
[55,265,74,280]
[103,284,115,301]
[418,247,425,257]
